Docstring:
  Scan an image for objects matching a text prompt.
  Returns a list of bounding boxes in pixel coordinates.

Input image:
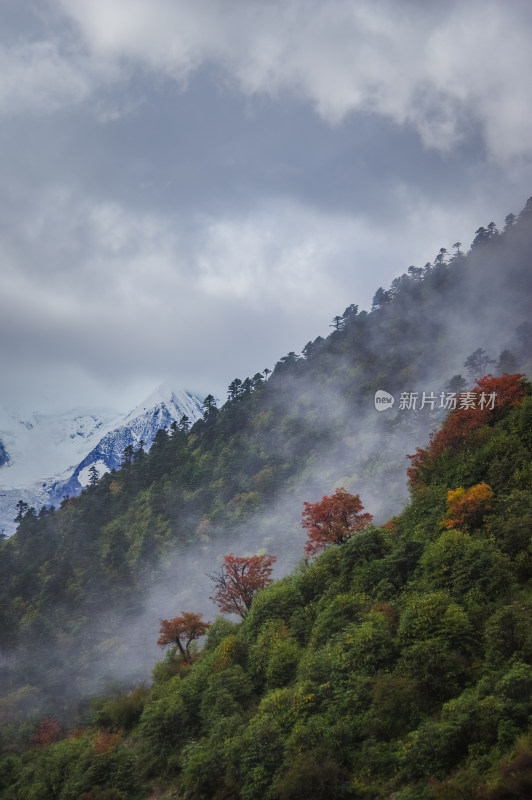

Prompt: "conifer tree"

[88,464,99,488]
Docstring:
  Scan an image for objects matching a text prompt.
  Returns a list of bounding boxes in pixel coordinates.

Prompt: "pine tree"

[88,464,100,488]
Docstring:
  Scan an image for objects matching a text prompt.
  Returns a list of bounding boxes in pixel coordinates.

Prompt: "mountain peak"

[123,385,204,425]
[0,384,207,535]
[141,382,179,407]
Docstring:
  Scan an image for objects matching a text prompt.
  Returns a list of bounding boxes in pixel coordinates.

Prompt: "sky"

[2,0,532,414]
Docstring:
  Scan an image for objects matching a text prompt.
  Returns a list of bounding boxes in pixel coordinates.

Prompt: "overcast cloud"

[1,0,532,413]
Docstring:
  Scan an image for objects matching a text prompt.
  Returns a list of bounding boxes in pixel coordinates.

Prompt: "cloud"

[0,40,91,114]
[0,175,480,408]
[0,29,125,118]
[2,0,531,415]
[49,0,532,161]
[0,192,346,364]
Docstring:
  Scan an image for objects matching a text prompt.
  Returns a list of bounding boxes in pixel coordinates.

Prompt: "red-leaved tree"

[408,374,527,490]
[302,487,373,557]
[209,553,276,618]
[157,612,211,664]
[32,716,62,747]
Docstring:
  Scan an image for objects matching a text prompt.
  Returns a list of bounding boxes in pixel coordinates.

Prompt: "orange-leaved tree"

[302,487,373,557]
[442,482,494,531]
[209,553,276,618]
[157,612,211,664]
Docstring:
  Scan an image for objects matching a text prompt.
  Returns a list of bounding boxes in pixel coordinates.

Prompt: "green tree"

[446,374,467,394]
[177,415,190,434]
[121,444,134,468]
[88,464,100,488]
[496,349,518,374]
[14,500,29,524]
[372,287,390,310]
[464,347,495,381]
[202,394,218,420]
[228,379,243,400]
[504,213,516,230]
[435,247,448,264]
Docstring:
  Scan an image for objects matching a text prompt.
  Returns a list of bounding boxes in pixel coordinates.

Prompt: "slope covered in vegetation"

[2,373,532,799]
[0,199,532,791]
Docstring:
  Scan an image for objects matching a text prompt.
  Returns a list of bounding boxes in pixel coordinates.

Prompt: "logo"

[375,390,395,411]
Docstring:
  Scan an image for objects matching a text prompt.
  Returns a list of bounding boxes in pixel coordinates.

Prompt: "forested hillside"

[2,373,532,798]
[0,200,532,798]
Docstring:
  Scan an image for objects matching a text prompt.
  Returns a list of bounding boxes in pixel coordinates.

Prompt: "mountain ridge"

[0,197,531,790]
[0,385,205,535]
[2,377,531,799]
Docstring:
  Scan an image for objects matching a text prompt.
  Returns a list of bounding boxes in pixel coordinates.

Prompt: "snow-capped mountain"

[51,385,204,504]
[0,385,205,536]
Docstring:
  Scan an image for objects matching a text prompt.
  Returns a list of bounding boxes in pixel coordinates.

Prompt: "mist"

[96,206,532,693]
[1,206,531,727]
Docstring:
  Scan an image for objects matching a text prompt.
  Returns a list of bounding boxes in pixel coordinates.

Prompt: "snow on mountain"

[0,440,8,469]
[0,405,123,488]
[123,383,204,429]
[50,386,205,505]
[0,386,205,536]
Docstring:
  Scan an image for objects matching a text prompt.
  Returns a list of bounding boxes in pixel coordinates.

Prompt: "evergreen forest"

[1,199,532,798]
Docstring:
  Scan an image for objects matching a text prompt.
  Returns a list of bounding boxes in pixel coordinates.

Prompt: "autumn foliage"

[31,717,62,747]
[442,482,494,531]
[93,730,123,754]
[408,374,527,488]
[157,612,211,663]
[209,553,276,618]
[302,487,373,557]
